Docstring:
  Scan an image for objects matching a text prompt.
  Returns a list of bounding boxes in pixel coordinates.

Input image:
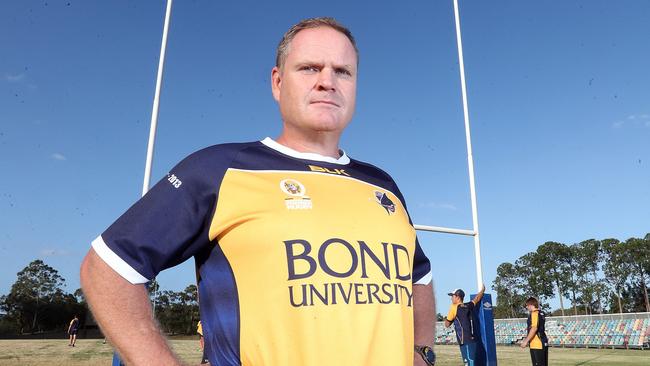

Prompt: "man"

[67,314,79,347]
[520,297,548,366]
[444,284,485,366]
[80,17,435,365]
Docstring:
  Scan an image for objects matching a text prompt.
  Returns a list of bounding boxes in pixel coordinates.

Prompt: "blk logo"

[309,165,351,176]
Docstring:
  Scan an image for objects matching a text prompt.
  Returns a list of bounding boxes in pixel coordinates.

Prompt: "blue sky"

[1,0,648,312]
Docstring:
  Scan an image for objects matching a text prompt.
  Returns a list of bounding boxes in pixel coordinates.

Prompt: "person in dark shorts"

[67,314,80,347]
[197,321,209,364]
[444,284,485,366]
[520,297,548,366]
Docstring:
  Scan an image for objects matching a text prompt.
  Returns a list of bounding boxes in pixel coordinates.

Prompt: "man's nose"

[315,69,335,91]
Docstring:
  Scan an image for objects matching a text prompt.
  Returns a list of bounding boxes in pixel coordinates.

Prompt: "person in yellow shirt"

[519,297,548,366]
[80,16,436,366]
[444,285,484,366]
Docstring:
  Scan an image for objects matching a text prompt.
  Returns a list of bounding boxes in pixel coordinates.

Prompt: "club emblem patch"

[374,191,395,215]
[280,179,312,210]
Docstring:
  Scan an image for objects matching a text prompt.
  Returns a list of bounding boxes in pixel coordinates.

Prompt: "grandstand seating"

[435,313,650,349]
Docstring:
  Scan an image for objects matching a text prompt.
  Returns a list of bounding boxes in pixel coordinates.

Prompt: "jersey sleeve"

[446,304,457,321]
[389,183,431,285]
[92,148,228,284]
[531,311,539,328]
[412,237,432,285]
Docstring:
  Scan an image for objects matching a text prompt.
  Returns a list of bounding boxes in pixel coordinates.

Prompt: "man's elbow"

[80,250,94,289]
[80,249,105,294]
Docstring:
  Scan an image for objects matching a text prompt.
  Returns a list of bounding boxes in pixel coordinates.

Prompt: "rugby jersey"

[527,310,548,349]
[446,301,477,345]
[92,138,432,365]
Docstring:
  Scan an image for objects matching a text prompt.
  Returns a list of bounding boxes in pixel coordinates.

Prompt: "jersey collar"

[261,137,350,165]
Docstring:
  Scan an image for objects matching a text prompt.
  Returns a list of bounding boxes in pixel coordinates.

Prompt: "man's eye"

[335,68,352,77]
[300,66,319,73]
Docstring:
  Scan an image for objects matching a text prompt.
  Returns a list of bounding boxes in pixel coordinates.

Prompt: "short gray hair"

[276,17,358,70]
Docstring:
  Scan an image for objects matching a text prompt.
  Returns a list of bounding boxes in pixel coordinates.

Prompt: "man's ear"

[271,66,282,102]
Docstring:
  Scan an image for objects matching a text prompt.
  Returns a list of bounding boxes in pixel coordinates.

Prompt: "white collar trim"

[261,137,350,165]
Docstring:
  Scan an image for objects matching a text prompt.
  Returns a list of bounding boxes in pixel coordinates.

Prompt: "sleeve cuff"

[414,270,432,285]
[91,235,150,284]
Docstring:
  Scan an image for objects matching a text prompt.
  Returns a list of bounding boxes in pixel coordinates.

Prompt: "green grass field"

[0,339,647,365]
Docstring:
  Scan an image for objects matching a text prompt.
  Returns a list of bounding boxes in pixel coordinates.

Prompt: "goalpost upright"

[113,1,174,365]
[412,1,496,364]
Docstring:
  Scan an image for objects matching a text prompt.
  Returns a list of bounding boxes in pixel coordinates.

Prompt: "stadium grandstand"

[436,312,650,349]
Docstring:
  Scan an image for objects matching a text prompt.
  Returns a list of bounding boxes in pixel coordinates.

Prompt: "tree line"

[0,260,199,336]
[3,234,649,334]
[492,234,650,319]
[0,260,85,335]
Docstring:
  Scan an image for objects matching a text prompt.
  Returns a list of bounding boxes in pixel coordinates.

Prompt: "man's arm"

[80,249,182,365]
[519,325,537,348]
[471,284,486,305]
[520,311,537,349]
[444,303,456,328]
[413,282,435,365]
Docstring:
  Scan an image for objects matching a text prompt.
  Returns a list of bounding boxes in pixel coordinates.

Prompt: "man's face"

[271,26,357,137]
[526,304,534,313]
[451,294,461,304]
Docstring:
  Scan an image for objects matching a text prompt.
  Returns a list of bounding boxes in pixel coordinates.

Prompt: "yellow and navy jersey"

[92,138,432,366]
[527,310,548,349]
[446,302,476,345]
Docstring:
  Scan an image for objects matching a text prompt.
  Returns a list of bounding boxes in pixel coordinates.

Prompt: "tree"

[626,237,650,312]
[179,284,199,334]
[493,262,526,318]
[566,244,582,315]
[536,242,572,316]
[602,239,631,313]
[572,239,604,314]
[608,282,650,313]
[514,252,554,310]
[150,283,199,335]
[73,288,86,304]
[1,260,66,333]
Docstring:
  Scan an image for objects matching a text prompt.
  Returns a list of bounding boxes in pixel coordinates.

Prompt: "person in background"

[67,314,80,347]
[444,285,485,366]
[520,296,548,366]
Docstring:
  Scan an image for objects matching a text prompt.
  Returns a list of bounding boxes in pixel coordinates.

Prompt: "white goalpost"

[142,0,174,197]
[414,0,484,292]
[113,1,173,365]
